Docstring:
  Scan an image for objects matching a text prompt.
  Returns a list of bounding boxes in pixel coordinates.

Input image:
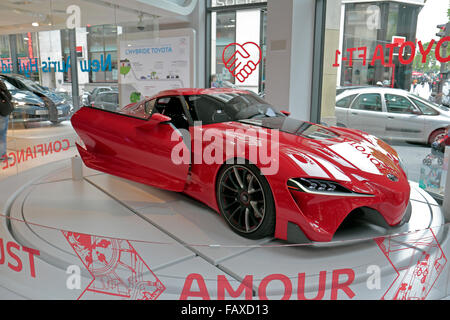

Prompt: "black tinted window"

[336,94,356,108]
[411,97,439,116]
[185,93,282,124]
[352,94,382,112]
[386,94,417,114]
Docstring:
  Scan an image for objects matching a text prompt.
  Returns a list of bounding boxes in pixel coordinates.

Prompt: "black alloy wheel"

[217,164,275,239]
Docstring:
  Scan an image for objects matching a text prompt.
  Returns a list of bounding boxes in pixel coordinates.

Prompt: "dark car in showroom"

[92,90,119,112]
[0,74,73,125]
[81,86,115,107]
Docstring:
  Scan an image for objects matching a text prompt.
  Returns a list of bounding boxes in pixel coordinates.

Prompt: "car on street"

[335,87,450,145]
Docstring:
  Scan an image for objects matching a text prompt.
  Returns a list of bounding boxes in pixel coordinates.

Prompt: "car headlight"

[287,178,374,197]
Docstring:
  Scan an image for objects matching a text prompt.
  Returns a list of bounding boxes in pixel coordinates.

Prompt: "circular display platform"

[0,160,448,300]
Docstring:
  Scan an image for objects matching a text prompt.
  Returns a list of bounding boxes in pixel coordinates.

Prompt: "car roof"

[98,90,118,94]
[336,87,412,99]
[152,88,250,99]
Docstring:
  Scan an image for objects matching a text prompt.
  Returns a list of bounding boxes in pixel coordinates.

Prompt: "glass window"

[154,97,189,129]
[336,94,357,109]
[2,80,16,91]
[185,93,281,124]
[87,25,118,83]
[210,6,266,93]
[340,2,420,90]
[410,97,439,116]
[105,93,116,103]
[145,99,156,115]
[212,11,236,86]
[385,94,418,114]
[352,94,382,112]
[0,35,10,59]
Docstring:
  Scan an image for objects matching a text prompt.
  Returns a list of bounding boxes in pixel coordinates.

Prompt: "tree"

[413,42,440,73]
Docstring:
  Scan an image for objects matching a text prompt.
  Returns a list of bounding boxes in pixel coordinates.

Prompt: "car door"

[347,93,386,137]
[71,100,190,192]
[384,93,425,141]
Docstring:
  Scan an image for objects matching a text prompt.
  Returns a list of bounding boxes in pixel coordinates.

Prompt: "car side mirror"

[151,113,171,123]
[281,110,291,117]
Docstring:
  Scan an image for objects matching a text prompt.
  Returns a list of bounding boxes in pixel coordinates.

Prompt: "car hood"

[40,90,66,104]
[11,90,43,106]
[216,117,404,181]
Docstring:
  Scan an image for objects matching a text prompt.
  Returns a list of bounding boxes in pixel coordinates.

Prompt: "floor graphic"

[375,229,447,300]
[62,231,165,300]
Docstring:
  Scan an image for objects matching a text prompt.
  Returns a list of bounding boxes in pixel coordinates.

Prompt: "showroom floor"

[0,157,448,300]
[1,121,78,180]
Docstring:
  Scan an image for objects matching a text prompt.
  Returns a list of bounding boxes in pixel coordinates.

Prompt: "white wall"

[265,0,315,120]
[38,30,64,89]
[235,9,261,93]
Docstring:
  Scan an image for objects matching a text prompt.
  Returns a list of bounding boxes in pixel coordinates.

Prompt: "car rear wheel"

[429,129,446,145]
[216,163,275,239]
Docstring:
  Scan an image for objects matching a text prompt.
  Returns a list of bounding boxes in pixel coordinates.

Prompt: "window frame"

[151,95,194,127]
[350,93,384,113]
[385,93,422,115]
[410,96,440,116]
[336,94,357,109]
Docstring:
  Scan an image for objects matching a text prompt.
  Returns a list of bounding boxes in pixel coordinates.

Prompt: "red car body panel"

[71,89,411,243]
[72,107,189,192]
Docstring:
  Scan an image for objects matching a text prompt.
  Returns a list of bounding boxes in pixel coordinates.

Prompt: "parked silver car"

[92,91,119,112]
[335,87,450,145]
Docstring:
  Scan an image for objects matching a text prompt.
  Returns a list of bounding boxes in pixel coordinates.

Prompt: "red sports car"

[71,88,411,243]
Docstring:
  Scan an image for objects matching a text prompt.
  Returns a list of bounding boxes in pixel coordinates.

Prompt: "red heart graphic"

[222,42,262,83]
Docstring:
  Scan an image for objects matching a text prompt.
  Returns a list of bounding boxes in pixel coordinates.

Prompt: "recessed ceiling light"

[32,22,39,27]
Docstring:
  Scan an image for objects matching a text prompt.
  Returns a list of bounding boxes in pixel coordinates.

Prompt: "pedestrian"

[0,79,13,161]
[211,74,220,88]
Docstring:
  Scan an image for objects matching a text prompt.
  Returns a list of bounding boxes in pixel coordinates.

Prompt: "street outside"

[389,140,430,184]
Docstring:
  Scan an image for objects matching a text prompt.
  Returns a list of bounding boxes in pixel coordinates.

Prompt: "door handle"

[388,116,395,119]
[351,112,359,115]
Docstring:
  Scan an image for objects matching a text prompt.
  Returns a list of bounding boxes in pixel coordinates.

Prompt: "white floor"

[0,158,448,300]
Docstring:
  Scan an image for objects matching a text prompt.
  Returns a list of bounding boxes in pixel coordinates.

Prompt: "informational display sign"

[119,34,192,106]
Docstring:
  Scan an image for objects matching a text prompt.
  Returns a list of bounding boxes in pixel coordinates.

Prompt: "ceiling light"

[32,22,39,27]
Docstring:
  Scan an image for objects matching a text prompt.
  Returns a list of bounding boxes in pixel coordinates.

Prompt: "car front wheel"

[429,129,446,145]
[216,163,275,240]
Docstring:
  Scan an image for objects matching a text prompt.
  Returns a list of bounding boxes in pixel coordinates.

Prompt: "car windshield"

[19,77,46,93]
[185,92,284,124]
[410,93,448,111]
[1,79,16,90]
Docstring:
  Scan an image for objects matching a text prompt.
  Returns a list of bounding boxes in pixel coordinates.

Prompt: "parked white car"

[335,87,450,145]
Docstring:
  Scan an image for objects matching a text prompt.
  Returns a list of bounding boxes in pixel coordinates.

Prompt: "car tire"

[429,129,446,145]
[216,163,275,240]
[423,157,432,166]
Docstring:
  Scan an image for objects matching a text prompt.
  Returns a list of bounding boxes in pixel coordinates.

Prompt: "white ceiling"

[0,0,194,35]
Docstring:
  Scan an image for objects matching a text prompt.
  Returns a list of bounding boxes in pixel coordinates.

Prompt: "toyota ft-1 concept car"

[71,88,411,243]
